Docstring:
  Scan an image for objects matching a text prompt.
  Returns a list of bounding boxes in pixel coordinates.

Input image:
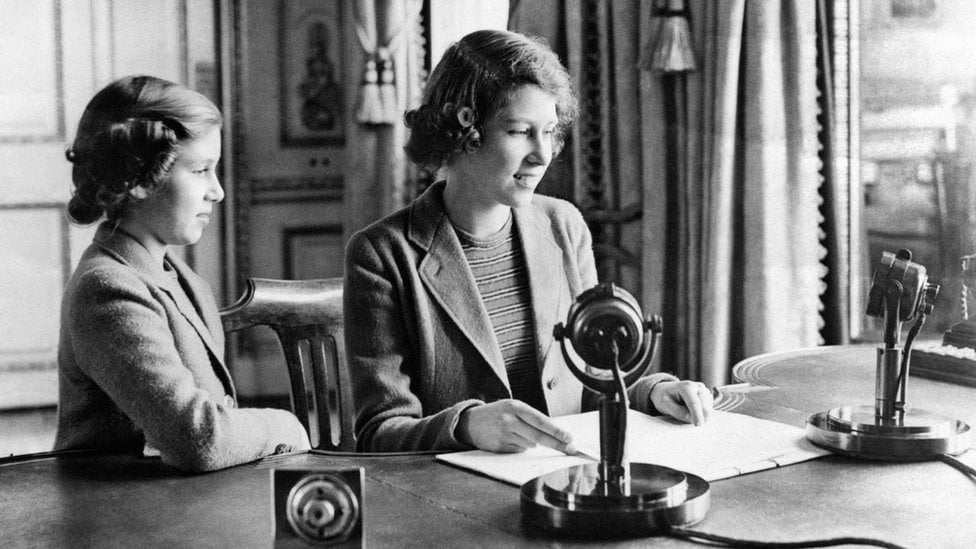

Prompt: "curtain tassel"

[356,57,386,125]
[639,0,696,73]
[376,47,399,124]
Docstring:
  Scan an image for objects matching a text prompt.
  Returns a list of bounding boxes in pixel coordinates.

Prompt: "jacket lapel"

[409,183,509,391]
[514,205,568,370]
[163,255,235,395]
[93,224,235,395]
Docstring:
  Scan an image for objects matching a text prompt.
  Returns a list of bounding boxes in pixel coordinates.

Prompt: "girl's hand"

[650,380,714,426]
[456,399,577,454]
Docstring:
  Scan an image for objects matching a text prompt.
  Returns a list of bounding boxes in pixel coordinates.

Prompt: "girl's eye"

[509,129,529,136]
[194,167,212,175]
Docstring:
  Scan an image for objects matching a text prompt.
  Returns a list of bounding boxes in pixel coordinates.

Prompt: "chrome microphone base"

[806,405,971,460]
[520,462,709,538]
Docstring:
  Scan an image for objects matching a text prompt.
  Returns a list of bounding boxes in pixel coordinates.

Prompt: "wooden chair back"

[220,277,354,452]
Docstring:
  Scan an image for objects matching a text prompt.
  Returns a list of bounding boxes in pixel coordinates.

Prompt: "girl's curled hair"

[65,75,222,225]
[404,29,579,170]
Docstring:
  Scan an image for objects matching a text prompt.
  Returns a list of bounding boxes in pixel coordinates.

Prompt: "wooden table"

[2,346,975,548]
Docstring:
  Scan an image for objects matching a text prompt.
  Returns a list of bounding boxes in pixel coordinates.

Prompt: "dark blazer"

[55,223,308,471]
[345,182,674,452]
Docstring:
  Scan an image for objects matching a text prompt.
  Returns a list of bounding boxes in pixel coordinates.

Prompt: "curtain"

[523,0,668,321]
[516,0,826,385]
[816,0,850,345]
[345,0,426,236]
[670,0,825,386]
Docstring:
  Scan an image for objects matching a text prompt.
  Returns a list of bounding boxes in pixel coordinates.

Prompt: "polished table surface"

[3,345,976,548]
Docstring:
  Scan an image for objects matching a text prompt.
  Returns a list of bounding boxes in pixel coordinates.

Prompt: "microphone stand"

[520,283,710,537]
[598,341,629,493]
[875,279,906,424]
[806,251,970,460]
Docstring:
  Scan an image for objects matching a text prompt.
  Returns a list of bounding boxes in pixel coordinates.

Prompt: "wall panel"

[0,1,60,142]
[111,0,186,82]
[0,209,64,358]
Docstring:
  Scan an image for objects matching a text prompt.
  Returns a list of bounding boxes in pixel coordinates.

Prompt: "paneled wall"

[224,0,349,398]
[0,0,217,411]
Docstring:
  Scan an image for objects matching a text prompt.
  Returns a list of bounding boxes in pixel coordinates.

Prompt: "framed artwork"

[876,0,943,28]
[890,0,937,19]
[279,0,345,147]
[283,225,344,280]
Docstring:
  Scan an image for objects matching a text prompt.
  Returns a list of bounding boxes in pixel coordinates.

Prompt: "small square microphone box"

[272,466,364,548]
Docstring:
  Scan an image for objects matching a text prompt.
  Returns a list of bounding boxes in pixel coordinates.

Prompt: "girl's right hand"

[456,399,577,455]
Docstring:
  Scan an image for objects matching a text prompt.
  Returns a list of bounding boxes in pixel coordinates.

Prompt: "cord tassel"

[355,58,386,124]
[639,0,696,73]
[376,48,399,124]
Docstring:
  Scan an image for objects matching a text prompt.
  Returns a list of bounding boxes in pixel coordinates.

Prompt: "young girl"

[55,75,309,471]
[345,30,713,453]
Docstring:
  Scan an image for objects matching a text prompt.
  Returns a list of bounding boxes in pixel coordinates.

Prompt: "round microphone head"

[866,248,929,321]
[564,284,645,370]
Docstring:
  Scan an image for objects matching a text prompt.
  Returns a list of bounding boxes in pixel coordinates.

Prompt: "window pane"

[859,0,976,340]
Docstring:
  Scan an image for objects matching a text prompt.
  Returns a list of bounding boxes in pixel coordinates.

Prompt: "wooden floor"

[1,407,57,458]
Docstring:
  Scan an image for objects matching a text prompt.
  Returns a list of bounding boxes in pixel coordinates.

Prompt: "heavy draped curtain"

[511,0,669,323]
[675,1,824,386]
[541,0,825,386]
[345,0,425,236]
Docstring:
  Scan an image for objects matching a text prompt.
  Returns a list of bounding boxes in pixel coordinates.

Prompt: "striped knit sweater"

[455,216,547,413]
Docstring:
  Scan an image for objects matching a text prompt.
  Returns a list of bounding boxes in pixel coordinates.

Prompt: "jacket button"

[546,377,558,390]
[223,395,236,408]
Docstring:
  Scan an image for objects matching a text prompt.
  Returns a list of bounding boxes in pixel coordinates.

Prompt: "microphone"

[272,467,364,547]
[554,282,660,380]
[806,248,969,460]
[521,283,709,537]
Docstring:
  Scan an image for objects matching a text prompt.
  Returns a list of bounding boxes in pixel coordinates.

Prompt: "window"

[835,0,976,342]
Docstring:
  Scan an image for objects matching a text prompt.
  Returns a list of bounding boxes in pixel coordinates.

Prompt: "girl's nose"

[208,174,225,203]
[528,133,553,165]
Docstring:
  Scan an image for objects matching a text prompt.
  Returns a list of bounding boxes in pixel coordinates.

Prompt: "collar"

[406,182,568,391]
[91,222,233,394]
[93,223,175,290]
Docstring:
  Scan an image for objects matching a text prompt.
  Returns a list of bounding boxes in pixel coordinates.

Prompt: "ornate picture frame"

[279,0,345,147]
[283,225,344,280]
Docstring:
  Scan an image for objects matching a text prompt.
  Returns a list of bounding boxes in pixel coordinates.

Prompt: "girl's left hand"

[650,380,714,426]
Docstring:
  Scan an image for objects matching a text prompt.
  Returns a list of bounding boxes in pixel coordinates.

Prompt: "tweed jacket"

[54,223,308,471]
[345,182,675,452]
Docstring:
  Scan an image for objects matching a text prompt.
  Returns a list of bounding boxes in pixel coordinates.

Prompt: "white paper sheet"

[436,410,831,486]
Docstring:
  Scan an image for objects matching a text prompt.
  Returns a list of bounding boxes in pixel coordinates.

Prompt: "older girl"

[345,30,713,453]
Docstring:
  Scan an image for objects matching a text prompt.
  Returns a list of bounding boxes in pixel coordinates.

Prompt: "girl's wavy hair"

[64,75,222,225]
[404,29,579,170]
